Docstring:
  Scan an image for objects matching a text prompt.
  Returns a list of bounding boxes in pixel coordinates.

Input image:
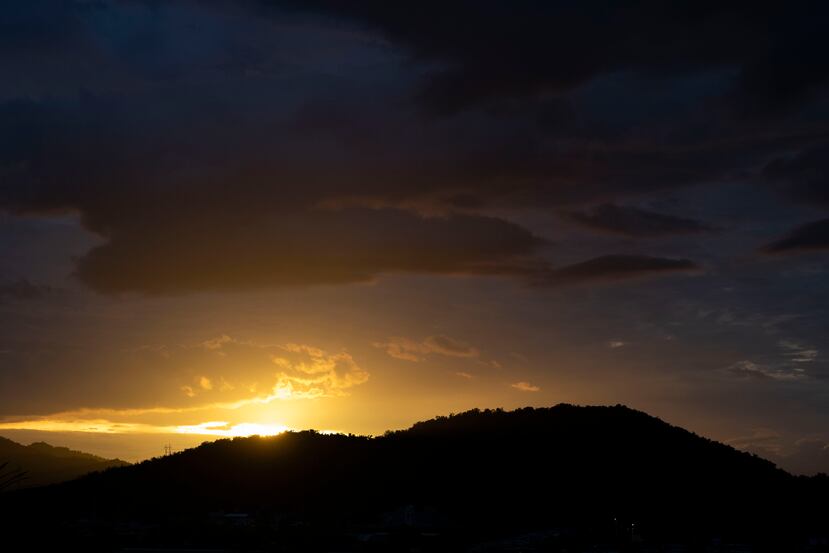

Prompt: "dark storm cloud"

[76,209,549,294]
[0,1,828,294]
[0,90,553,293]
[262,0,829,211]
[563,204,714,237]
[272,0,829,115]
[764,219,829,254]
[542,255,700,286]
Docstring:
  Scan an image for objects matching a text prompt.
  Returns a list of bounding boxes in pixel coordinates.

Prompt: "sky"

[1,1,828,473]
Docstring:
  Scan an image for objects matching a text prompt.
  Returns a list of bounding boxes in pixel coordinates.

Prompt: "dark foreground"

[1,405,828,552]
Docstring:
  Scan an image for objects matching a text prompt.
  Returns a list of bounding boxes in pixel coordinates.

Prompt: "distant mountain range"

[3,405,828,550]
[0,436,128,488]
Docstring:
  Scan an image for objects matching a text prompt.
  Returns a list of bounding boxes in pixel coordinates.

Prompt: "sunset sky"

[1,1,829,472]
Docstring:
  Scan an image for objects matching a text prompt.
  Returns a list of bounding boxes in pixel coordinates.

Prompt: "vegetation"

[2,405,827,550]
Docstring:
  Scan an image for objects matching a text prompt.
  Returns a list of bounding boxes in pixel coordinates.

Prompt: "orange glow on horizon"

[0,418,292,438]
[175,421,291,437]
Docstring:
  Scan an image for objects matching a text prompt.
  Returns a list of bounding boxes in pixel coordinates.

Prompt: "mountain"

[3,405,828,551]
[0,436,128,488]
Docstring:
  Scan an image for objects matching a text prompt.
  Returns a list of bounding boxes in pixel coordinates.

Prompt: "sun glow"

[175,421,290,437]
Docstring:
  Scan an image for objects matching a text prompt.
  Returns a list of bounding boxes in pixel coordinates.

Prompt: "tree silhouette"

[2,405,827,550]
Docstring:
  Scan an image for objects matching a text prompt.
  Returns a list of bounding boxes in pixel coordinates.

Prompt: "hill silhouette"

[0,436,128,488]
[3,405,828,551]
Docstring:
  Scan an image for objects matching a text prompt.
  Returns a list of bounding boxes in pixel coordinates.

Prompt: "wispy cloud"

[510,381,540,392]
[725,360,807,381]
[778,340,818,363]
[374,335,479,362]
[0,336,369,435]
[270,343,370,399]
